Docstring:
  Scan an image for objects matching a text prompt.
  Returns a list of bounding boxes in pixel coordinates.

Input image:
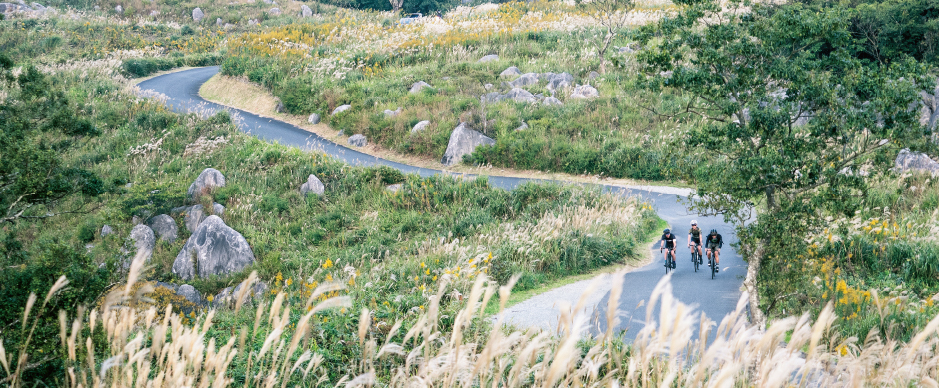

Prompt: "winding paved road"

[138,66,747,343]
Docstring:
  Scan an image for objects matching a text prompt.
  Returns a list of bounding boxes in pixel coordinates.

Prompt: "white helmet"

[691,220,698,225]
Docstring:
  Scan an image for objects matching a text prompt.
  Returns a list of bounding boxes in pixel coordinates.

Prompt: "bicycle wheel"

[693,250,699,272]
[711,252,716,279]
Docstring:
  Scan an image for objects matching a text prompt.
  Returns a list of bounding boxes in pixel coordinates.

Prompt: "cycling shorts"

[706,242,720,250]
[691,237,701,245]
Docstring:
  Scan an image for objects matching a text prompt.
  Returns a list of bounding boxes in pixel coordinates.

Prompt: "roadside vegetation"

[1,0,939,385]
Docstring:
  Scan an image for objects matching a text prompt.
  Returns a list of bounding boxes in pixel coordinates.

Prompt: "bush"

[121,53,222,78]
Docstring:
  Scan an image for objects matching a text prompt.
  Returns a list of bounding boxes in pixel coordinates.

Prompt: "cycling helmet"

[691,220,698,225]
[663,228,671,234]
[710,229,718,235]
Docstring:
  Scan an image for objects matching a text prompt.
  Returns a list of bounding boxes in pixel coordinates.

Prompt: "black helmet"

[710,229,718,235]
[663,228,671,234]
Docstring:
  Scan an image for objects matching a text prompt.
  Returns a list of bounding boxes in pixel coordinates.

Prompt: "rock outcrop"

[300,174,325,196]
[129,224,155,263]
[269,7,281,15]
[114,5,122,13]
[383,107,402,117]
[504,88,536,103]
[895,149,939,176]
[147,214,178,243]
[192,7,203,21]
[172,216,255,280]
[213,281,269,307]
[332,104,351,115]
[410,81,431,93]
[411,120,430,133]
[187,168,226,199]
[545,72,573,91]
[440,123,495,166]
[348,134,367,147]
[101,225,114,237]
[479,54,499,62]
[515,122,528,131]
[543,96,563,106]
[300,4,311,17]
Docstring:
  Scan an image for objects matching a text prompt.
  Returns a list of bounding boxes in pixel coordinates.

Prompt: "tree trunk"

[743,239,766,328]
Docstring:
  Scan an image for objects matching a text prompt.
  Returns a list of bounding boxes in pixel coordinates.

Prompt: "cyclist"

[705,229,723,272]
[688,220,702,264]
[659,228,677,269]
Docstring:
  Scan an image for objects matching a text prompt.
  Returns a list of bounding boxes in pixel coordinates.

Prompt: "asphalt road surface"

[138,66,747,343]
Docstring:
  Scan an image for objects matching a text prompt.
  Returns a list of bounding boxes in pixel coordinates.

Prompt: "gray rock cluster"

[275,100,285,113]
[332,104,351,115]
[895,149,939,176]
[300,174,325,196]
[300,4,312,17]
[187,168,226,199]
[216,18,223,26]
[500,66,521,78]
[482,88,537,103]
[172,216,255,280]
[269,7,280,15]
[175,203,225,233]
[441,122,495,166]
[920,82,939,132]
[508,73,539,88]
[348,134,367,147]
[192,7,203,22]
[543,96,563,106]
[0,1,50,14]
[114,4,122,14]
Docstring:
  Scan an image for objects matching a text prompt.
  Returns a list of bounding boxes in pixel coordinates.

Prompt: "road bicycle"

[707,248,717,279]
[662,248,676,274]
[690,244,702,272]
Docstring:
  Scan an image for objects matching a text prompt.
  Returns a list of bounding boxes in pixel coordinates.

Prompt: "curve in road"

[138,66,746,343]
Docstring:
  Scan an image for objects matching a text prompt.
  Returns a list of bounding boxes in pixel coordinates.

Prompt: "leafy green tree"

[0,59,103,224]
[636,0,933,325]
[575,0,635,73]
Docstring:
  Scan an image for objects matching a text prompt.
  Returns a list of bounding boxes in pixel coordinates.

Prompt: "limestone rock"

[588,71,600,80]
[411,120,430,133]
[308,113,320,124]
[183,203,224,233]
[332,104,351,115]
[504,88,536,103]
[895,149,939,176]
[617,46,635,53]
[172,216,255,280]
[500,66,521,78]
[248,19,259,25]
[515,122,528,131]
[114,4,122,13]
[440,122,495,166]
[920,82,939,132]
[479,54,499,63]
[348,134,367,147]
[570,85,599,99]
[386,184,402,193]
[300,4,311,17]
[383,107,402,117]
[93,5,99,11]
[300,174,325,196]
[149,9,158,16]
[187,168,226,199]
[216,17,222,26]
[101,225,114,237]
[481,92,503,103]
[545,72,573,91]
[192,7,203,22]
[484,83,493,90]
[269,7,280,15]
[275,100,285,113]
[508,73,539,88]
[129,224,155,263]
[176,284,203,305]
[409,81,431,93]
[543,96,563,106]
[147,214,178,243]
[214,281,268,307]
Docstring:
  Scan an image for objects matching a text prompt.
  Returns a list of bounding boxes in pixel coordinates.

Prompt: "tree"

[0,60,104,224]
[635,0,933,326]
[390,0,403,13]
[575,0,635,73]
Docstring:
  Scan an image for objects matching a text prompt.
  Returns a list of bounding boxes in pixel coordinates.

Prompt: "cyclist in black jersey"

[705,229,723,272]
[659,228,677,269]
[688,220,702,261]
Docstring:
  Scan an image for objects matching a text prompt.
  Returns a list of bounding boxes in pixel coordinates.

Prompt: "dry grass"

[4,249,939,387]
